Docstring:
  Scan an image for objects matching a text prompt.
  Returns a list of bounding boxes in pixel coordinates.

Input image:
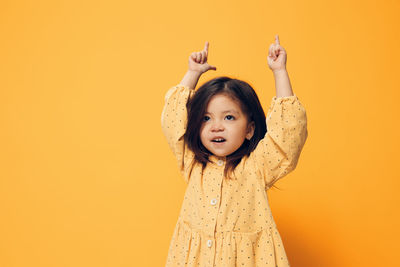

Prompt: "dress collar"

[208,155,226,166]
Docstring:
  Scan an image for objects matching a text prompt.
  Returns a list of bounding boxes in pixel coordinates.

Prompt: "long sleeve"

[161,84,196,183]
[251,94,308,190]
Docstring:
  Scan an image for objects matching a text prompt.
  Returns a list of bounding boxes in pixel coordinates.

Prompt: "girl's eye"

[203,115,235,121]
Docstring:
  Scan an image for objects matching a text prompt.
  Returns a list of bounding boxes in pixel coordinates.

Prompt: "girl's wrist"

[187,69,203,75]
[180,70,202,89]
[272,68,287,76]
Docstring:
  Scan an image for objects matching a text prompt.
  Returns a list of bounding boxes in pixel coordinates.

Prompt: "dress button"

[210,198,217,205]
[207,239,213,247]
[217,159,224,166]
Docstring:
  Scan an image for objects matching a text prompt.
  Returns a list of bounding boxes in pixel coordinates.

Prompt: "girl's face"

[200,93,255,158]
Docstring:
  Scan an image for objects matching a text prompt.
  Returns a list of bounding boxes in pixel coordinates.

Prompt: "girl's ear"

[246,121,255,140]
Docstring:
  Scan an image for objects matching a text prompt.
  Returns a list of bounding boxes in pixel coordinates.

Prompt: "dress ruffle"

[165,218,291,267]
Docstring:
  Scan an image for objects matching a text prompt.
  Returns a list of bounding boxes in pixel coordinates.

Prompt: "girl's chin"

[209,150,230,157]
[211,141,227,147]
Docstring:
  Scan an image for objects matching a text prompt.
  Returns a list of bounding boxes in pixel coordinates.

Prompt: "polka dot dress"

[161,84,308,267]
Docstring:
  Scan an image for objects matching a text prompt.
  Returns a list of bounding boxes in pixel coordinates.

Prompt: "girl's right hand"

[188,41,217,74]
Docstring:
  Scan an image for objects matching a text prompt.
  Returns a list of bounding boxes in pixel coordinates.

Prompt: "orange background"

[1,0,399,266]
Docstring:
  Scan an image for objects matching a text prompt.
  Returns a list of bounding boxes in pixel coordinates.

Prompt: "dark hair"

[183,76,267,180]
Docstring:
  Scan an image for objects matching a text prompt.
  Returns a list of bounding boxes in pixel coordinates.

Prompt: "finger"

[191,53,197,61]
[271,45,276,60]
[208,63,217,70]
[268,44,274,57]
[273,44,280,59]
[275,34,280,45]
[204,41,209,53]
[196,52,201,62]
[201,51,207,64]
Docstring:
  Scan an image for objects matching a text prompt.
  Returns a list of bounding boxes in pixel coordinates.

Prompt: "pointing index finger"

[275,34,280,45]
[204,41,209,52]
[275,35,280,45]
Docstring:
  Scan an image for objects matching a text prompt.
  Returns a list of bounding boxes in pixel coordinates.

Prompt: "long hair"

[183,76,267,180]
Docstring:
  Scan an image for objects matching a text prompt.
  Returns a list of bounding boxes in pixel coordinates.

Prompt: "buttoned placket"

[203,157,225,266]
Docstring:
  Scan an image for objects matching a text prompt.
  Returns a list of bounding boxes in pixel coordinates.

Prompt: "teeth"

[213,138,225,142]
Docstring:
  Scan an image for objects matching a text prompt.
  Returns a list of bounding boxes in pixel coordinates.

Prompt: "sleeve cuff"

[272,94,298,104]
[177,84,191,90]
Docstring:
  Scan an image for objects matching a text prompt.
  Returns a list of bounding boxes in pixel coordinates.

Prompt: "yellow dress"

[161,83,308,267]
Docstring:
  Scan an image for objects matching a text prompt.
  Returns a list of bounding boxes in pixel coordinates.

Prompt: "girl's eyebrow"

[205,110,239,115]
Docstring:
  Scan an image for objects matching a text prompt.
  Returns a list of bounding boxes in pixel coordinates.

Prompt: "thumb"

[208,63,217,70]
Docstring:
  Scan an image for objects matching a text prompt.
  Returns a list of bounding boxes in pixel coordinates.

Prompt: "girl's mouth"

[211,138,226,146]
[212,138,226,143]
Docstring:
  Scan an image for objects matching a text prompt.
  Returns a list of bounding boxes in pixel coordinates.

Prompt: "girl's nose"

[211,121,224,131]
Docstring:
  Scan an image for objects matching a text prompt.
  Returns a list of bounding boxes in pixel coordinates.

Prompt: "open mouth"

[212,138,226,143]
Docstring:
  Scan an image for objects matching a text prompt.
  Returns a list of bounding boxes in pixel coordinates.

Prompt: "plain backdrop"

[0,0,399,266]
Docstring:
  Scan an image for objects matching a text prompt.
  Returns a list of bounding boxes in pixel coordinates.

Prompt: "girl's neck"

[210,154,226,161]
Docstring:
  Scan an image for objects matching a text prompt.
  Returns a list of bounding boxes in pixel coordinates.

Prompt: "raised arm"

[250,35,308,189]
[161,83,194,183]
[251,94,308,189]
[161,41,217,183]
[180,70,202,90]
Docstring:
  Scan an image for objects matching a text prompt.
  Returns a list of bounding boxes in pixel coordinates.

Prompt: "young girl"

[161,35,308,267]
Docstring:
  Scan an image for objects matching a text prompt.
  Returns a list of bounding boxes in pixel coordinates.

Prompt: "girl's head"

[183,76,267,179]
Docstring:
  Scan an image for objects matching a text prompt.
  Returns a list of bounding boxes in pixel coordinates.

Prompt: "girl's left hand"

[267,34,287,73]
